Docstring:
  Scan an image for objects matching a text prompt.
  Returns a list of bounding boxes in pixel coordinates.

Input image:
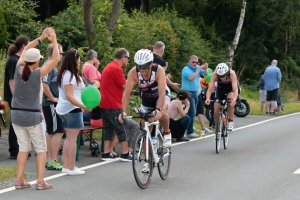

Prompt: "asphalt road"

[1,113,300,199]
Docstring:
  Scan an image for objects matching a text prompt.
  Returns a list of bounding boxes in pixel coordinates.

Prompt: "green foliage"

[45,0,87,50]
[0,7,9,48]
[0,0,44,49]
[92,0,114,69]
[113,7,213,83]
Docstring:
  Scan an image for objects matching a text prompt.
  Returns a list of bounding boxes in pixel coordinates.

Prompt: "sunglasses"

[124,56,130,60]
[137,62,152,70]
[218,73,228,78]
[192,61,198,64]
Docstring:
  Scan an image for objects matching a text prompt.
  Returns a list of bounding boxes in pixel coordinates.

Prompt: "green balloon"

[205,74,212,82]
[81,86,101,109]
[207,68,213,74]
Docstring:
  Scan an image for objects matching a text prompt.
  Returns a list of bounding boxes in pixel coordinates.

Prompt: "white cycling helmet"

[134,49,153,69]
[215,63,229,76]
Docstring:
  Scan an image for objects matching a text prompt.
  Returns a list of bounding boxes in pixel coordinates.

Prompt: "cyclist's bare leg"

[158,102,169,132]
[214,102,221,131]
[227,92,234,120]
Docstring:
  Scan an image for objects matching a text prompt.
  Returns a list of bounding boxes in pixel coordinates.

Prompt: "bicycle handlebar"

[125,107,155,121]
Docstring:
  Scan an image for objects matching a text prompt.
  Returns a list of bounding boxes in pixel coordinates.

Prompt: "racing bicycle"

[215,98,231,154]
[128,107,171,189]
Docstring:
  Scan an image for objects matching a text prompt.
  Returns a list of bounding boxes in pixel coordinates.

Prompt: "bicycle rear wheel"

[215,113,222,154]
[132,131,153,189]
[157,140,171,180]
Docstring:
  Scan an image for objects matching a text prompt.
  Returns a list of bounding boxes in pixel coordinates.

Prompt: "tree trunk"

[46,0,51,18]
[226,0,247,66]
[107,0,122,37]
[149,0,153,12]
[284,26,289,75]
[141,0,146,12]
[83,0,96,49]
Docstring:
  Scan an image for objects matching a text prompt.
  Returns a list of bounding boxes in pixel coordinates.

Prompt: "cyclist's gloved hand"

[205,99,210,105]
[153,110,162,121]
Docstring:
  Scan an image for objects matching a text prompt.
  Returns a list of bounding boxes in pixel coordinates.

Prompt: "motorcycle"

[202,84,250,121]
[0,96,6,137]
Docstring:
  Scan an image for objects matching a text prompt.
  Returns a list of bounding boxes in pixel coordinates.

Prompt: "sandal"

[14,180,31,189]
[35,181,53,190]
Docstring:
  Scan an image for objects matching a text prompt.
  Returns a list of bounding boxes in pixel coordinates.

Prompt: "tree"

[226,0,247,66]
[83,0,96,48]
[83,0,122,49]
[107,0,122,37]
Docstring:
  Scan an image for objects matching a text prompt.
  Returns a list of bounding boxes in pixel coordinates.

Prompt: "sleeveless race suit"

[215,72,232,100]
[136,64,159,111]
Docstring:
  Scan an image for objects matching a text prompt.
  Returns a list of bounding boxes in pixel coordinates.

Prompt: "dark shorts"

[42,105,64,134]
[215,88,232,101]
[100,108,128,142]
[196,94,204,115]
[266,88,278,101]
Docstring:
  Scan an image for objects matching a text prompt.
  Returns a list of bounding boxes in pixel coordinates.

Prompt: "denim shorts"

[58,110,84,129]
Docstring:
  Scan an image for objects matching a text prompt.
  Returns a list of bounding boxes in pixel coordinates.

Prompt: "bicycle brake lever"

[132,107,139,113]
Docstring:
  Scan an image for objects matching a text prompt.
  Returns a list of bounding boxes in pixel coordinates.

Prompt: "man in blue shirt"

[263,60,282,114]
[182,55,208,138]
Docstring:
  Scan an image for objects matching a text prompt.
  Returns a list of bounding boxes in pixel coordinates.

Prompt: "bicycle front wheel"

[215,113,222,154]
[157,143,171,180]
[132,131,153,189]
[223,128,229,149]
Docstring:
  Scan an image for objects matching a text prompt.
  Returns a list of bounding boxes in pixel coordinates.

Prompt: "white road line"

[1,112,299,194]
[293,168,300,174]
[0,159,118,194]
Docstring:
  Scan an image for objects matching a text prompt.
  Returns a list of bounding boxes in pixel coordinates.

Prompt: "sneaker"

[67,167,85,175]
[187,133,200,138]
[9,154,18,159]
[50,160,63,171]
[141,163,150,174]
[120,153,132,162]
[102,153,117,161]
[62,168,68,173]
[163,134,172,147]
[204,127,212,133]
[228,122,235,131]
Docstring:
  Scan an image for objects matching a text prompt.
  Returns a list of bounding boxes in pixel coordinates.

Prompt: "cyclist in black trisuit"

[120,49,171,147]
[205,63,238,131]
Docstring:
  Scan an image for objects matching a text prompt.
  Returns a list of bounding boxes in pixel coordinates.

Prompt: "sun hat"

[24,48,43,62]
